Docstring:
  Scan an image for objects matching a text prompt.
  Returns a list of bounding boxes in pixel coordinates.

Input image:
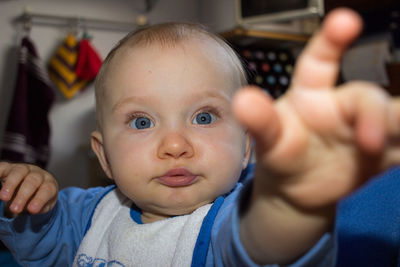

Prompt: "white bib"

[73,188,211,267]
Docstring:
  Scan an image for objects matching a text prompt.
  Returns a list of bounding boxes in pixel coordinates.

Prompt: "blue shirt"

[336,166,400,266]
[0,166,333,266]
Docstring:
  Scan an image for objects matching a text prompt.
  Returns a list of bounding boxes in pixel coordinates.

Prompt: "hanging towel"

[0,37,55,168]
[48,34,90,99]
[75,38,102,80]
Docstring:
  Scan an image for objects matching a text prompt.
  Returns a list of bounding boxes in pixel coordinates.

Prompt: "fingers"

[291,8,363,90]
[232,86,281,152]
[388,97,400,139]
[0,162,29,201]
[27,182,58,214]
[0,162,58,215]
[336,82,389,155]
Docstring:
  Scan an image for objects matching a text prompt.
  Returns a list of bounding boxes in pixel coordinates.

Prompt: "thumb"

[232,86,281,153]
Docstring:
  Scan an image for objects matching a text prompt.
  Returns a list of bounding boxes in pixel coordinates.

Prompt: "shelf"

[220,26,310,48]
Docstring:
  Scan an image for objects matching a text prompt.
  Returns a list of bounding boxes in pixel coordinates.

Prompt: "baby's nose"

[157,132,194,159]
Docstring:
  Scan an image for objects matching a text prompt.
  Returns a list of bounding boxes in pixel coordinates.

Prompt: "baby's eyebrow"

[112,89,231,113]
[185,90,231,103]
[112,96,155,113]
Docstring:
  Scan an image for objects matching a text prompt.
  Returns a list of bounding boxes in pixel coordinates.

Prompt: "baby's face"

[95,38,250,222]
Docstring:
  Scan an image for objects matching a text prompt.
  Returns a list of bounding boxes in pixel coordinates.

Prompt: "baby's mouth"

[156,168,198,187]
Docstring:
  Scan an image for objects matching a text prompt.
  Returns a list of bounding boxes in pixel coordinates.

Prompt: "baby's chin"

[141,199,213,223]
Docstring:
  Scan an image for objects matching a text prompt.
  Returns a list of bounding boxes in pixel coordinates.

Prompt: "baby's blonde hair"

[94,22,248,129]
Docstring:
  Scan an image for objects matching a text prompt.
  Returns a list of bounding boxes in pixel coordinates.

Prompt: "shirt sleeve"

[0,185,115,266]
[207,180,335,267]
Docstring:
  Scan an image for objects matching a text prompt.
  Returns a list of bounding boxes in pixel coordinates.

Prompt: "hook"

[22,13,32,35]
[81,19,93,40]
[20,5,32,35]
[145,0,157,13]
[136,14,148,27]
[68,17,80,36]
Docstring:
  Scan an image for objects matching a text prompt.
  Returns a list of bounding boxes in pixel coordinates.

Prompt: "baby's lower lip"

[157,175,198,187]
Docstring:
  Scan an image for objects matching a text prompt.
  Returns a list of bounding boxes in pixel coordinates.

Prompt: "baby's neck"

[141,212,170,223]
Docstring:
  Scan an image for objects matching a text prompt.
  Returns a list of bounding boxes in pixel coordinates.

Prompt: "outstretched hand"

[233,8,400,209]
[234,8,400,264]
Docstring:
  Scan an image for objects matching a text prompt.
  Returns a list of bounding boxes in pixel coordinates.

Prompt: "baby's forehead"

[97,26,246,99]
[112,40,237,85]
[114,35,227,62]
[106,38,239,83]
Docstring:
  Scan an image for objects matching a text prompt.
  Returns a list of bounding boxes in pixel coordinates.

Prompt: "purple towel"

[0,37,55,168]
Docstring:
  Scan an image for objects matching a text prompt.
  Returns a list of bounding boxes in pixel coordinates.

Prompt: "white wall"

[0,0,200,189]
[198,0,237,32]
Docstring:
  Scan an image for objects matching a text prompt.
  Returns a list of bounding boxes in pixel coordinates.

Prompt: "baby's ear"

[90,131,113,179]
[243,131,253,169]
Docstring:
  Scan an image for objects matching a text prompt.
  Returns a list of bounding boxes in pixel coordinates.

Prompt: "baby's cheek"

[107,140,151,172]
[204,137,244,175]
[218,132,247,159]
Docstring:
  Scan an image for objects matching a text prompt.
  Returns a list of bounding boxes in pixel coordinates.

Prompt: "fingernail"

[29,202,39,212]
[0,189,10,199]
[10,203,20,212]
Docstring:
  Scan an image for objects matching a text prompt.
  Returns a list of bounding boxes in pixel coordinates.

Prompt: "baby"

[0,8,399,267]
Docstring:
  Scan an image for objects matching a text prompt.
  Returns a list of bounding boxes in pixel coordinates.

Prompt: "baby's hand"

[233,8,400,209]
[233,8,400,264]
[0,162,58,215]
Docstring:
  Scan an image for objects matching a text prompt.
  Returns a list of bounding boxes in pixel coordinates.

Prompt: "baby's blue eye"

[130,117,154,129]
[193,112,216,125]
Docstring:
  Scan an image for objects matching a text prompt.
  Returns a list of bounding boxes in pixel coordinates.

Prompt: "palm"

[233,9,400,209]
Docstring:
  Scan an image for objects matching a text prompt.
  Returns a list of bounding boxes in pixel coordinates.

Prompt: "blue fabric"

[130,203,143,224]
[84,185,117,234]
[0,166,333,266]
[336,166,400,267]
[0,251,21,267]
[206,179,334,267]
[237,164,400,266]
[192,196,224,267]
[0,186,114,266]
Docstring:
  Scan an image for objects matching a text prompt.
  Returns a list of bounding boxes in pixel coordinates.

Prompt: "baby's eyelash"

[125,112,150,124]
[195,106,222,117]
